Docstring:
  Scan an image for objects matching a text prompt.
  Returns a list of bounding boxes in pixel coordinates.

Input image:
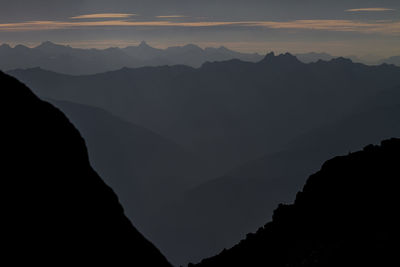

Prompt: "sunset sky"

[1,0,399,57]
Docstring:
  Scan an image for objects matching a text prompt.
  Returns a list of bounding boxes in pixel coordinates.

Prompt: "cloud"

[71,13,136,19]
[0,20,244,31]
[345,8,396,12]
[245,20,400,35]
[1,18,400,35]
[156,15,187,18]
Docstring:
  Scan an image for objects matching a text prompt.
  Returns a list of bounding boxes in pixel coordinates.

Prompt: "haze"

[1,0,399,57]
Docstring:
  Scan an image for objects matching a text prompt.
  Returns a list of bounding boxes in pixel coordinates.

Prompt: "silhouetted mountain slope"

[1,71,171,266]
[154,88,400,264]
[49,100,201,232]
[192,138,400,266]
[0,41,263,74]
[9,54,400,176]
[7,55,400,265]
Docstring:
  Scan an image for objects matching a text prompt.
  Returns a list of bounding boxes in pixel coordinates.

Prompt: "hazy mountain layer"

[0,41,263,74]
[7,55,400,264]
[50,100,201,233]
[9,54,400,174]
[379,55,400,66]
[2,42,398,75]
[153,89,400,264]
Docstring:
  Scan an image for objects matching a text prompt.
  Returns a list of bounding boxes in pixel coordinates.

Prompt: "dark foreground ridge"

[192,138,400,266]
[1,70,171,266]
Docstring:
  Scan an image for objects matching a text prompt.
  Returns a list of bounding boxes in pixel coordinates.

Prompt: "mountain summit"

[1,71,171,266]
[138,40,153,49]
[35,40,60,48]
[260,52,302,65]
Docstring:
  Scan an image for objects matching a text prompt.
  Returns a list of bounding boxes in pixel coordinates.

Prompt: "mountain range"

[158,87,400,264]
[6,53,400,264]
[0,41,263,74]
[380,55,400,66]
[9,54,400,175]
[4,66,399,266]
[2,42,399,76]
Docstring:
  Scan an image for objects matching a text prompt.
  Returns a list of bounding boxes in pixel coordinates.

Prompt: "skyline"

[0,1,399,57]
[0,39,397,63]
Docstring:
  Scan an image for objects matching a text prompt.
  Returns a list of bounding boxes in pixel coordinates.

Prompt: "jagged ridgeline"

[191,139,400,266]
[1,71,171,266]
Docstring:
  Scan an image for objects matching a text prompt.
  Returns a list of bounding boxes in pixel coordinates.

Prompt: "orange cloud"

[71,13,135,19]
[156,15,187,18]
[0,20,244,31]
[0,18,399,35]
[247,20,400,34]
[345,8,395,12]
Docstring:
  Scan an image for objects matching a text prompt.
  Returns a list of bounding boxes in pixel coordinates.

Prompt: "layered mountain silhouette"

[0,41,263,74]
[3,42,397,75]
[293,52,394,66]
[0,42,136,75]
[1,71,171,266]
[152,86,400,264]
[9,53,400,175]
[7,54,400,264]
[293,52,335,63]
[191,138,400,266]
[379,55,400,66]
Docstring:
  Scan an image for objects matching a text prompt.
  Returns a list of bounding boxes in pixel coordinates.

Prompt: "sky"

[0,0,400,57]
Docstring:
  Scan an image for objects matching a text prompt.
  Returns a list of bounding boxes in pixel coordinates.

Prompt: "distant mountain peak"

[36,41,57,48]
[139,41,151,48]
[0,43,11,49]
[264,51,275,59]
[217,46,231,52]
[280,52,299,60]
[14,44,30,50]
[182,44,203,51]
[260,51,302,65]
[329,56,354,64]
[41,40,55,45]
[35,41,70,51]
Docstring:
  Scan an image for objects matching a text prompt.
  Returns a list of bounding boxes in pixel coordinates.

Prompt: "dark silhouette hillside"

[191,138,400,266]
[8,55,400,265]
[49,100,201,233]
[1,71,171,266]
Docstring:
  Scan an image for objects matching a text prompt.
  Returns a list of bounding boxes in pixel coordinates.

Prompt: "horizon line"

[1,41,394,61]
